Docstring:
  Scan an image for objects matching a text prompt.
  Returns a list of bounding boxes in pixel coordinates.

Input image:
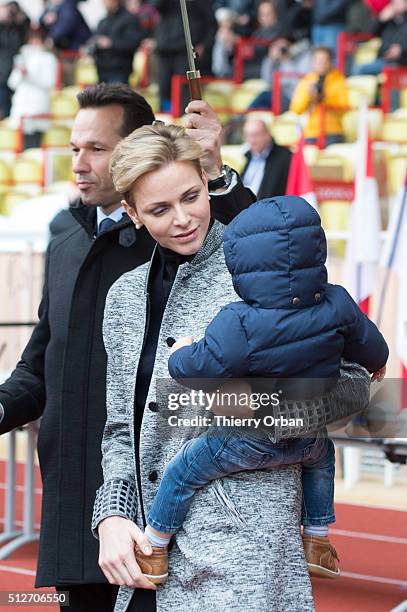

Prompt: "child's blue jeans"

[147,426,335,532]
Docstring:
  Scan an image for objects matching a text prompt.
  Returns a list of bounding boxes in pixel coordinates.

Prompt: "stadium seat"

[271,113,300,147]
[319,200,351,257]
[342,108,383,142]
[0,159,12,186]
[230,88,259,113]
[401,89,407,108]
[74,58,98,86]
[353,38,381,67]
[381,115,407,143]
[2,189,38,212]
[51,94,79,120]
[137,85,159,114]
[0,124,19,151]
[303,144,319,166]
[42,125,71,147]
[13,157,43,185]
[239,79,270,95]
[386,155,407,195]
[346,75,378,107]
[220,145,247,173]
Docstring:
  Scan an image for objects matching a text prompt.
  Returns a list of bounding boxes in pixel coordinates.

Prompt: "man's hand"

[384,44,402,61]
[371,364,386,383]
[96,35,112,49]
[98,516,156,589]
[184,100,223,179]
[170,336,194,354]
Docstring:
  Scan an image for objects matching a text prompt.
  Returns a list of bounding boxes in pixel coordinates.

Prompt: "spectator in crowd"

[242,117,292,197]
[274,0,312,42]
[311,0,350,60]
[7,27,58,149]
[213,0,256,35]
[346,0,375,33]
[290,45,349,145]
[91,0,142,84]
[353,0,407,73]
[245,0,281,77]
[0,1,29,119]
[212,7,238,78]
[40,0,91,51]
[249,34,312,111]
[150,0,216,112]
[125,0,159,37]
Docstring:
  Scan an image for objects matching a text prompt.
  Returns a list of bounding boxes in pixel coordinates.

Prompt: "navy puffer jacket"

[169,197,388,381]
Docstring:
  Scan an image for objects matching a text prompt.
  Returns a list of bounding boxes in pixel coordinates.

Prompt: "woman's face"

[123,161,211,255]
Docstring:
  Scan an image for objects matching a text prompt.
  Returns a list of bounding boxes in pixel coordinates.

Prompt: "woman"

[92,124,369,612]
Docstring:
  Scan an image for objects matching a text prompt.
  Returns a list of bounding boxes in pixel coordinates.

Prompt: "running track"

[0,464,405,611]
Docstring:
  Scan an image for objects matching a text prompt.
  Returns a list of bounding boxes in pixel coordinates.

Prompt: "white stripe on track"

[331,528,407,545]
[340,571,407,588]
[0,564,35,576]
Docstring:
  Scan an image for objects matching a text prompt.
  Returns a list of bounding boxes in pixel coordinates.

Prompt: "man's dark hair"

[312,46,333,61]
[77,83,155,137]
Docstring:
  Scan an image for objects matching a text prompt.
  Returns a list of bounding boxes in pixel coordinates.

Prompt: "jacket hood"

[223,196,327,309]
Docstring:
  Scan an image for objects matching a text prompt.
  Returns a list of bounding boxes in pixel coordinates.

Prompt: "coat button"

[292,297,300,306]
[166,337,176,347]
[314,292,321,302]
[148,401,159,412]
[148,470,158,482]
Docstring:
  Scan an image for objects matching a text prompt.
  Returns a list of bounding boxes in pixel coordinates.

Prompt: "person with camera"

[290,46,349,145]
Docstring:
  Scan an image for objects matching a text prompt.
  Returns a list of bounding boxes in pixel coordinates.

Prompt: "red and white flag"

[343,98,381,314]
[285,135,318,210]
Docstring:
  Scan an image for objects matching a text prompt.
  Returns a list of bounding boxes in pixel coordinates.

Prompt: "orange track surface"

[0,464,405,611]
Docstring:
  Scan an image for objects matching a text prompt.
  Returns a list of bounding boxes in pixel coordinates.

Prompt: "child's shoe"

[135,545,168,584]
[302,534,340,578]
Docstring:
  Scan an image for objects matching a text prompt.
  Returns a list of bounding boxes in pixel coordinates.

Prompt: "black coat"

[0,179,254,586]
[242,144,292,200]
[94,7,142,77]
[0,21,28,86]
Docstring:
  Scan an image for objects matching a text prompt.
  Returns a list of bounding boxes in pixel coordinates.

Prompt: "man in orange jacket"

[290,46,349,145]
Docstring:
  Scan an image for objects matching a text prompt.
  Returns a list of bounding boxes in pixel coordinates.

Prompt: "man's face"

[313,50,332,76]
[392,0,407,15]
[71,106,125,212]
[243,120,272,155]
[257,2,277,28]
[103,0,119,12]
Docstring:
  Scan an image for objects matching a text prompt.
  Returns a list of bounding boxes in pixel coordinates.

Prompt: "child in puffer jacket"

[136,196,388,585]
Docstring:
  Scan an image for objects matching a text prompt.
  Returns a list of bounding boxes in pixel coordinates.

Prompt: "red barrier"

[233,37,275,84]
[336,32,375,74]
[271,71,305,115]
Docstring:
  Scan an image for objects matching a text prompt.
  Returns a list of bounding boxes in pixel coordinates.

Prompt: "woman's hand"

[98,516,156,590]
[184,101,223,180]
[170,336,194,353]
[371,365,386,383]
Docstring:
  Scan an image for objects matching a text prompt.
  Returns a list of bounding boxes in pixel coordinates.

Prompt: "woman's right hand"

[98,516,157,590]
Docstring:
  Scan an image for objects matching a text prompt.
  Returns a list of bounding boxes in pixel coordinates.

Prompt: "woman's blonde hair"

[110,123,204,207]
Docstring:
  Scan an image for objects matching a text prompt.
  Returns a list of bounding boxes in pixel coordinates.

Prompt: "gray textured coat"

[93,220,370,612]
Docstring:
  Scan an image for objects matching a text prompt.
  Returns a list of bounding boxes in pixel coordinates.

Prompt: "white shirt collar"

[96,206,125,228]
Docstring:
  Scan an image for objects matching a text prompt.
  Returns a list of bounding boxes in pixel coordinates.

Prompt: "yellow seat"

[0,125,20,151]
[220,145,247,173]
[346,75,378,107]
[137,88,159,114]
[271,113,300,147]
[303,144,319,166]
[0,159,12,186]
[353,38,381,66]
[401,89,407,108]
[319,200,351,257]
[75,59,98,86]
[2,189,36,212]
[13,158,43,185]
[49,152,73,182]
[240,79,269,95]
[51,94,79,120]
[386,155,407,195]
[230,88,259,113]
[381,116,407,143]
[342,108,383,142]
[42,125,71,147]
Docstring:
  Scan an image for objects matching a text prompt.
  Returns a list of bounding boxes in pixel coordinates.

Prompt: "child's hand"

[371,365,386,382]
[170,336,194,354]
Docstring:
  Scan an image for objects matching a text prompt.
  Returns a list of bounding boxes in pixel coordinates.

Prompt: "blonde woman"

[92,124,370,612]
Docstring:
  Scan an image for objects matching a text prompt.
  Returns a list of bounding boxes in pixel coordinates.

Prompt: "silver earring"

[135,223,141,230]
[208,195,211,200]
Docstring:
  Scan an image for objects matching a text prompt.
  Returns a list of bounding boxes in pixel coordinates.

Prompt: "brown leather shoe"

[135,545,168,584]
[302,534,340,579]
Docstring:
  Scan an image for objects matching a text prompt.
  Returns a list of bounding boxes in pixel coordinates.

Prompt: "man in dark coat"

[241,117,292,199]
[93,0,143,83]
[0,1,29,118]
[0,84,255,612]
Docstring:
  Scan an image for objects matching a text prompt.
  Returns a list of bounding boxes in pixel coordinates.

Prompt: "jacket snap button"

[148,402,159,412]
[292,297,300,306]
[148,470,158,482]
[314,292,321,302]
[166,337,176,347]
